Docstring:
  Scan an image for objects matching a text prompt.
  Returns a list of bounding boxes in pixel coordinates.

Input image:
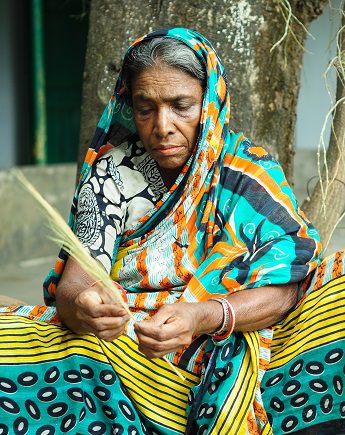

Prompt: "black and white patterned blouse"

[75,142,167,273]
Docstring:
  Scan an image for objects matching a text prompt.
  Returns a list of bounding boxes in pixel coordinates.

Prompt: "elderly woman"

[0,28,344,435]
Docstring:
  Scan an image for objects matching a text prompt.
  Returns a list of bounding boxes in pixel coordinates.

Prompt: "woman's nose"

[154,107,174,138]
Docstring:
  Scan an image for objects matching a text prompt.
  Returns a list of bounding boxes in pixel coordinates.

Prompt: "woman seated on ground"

[0,28,344,435]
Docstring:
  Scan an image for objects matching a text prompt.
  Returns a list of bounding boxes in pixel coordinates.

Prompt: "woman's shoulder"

[222,132,290,196]
[227,131,278,164]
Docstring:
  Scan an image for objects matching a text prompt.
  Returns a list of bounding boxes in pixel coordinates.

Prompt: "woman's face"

[131,64,204,185]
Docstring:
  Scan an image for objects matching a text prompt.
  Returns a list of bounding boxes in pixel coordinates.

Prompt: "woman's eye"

[175,104,192,112]
[135,107,152,116]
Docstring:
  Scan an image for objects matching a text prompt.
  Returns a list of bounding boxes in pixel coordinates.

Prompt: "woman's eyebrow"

[133,94,195,102]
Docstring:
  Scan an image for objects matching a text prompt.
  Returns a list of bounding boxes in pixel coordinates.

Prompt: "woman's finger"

[77,300,128,318]
[80,322,126,342]
[135,325,178,345]
[138,337,187,359]
[97,327,127,342]
[79,314,129,332]
[135,314,191,341]
[136,325,192,359]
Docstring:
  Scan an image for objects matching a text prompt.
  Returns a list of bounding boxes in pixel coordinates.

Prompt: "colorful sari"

[0,28,344,434]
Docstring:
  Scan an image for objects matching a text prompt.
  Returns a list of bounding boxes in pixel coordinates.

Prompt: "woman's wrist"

[209,298,236,340]
[193,300,224,335]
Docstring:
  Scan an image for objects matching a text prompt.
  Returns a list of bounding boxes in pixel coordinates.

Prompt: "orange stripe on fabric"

[97,142,113,158]
[181,276,225,302]
[207,51,217,74]
[207,101,219,124]
[191,42,203,51]
[217,75,227,102]
[332,250,344,279]
[160,276,173,288]
[232,132,245,154]
[259,358,270,372]
[247,408,261,435]
[134,292,148,310]
[84,149,97,165]
[172,208,196,284]
[214,119,223,141]
[314,259,327,289]
[155,291,171,310]
[137,250,150,289]
[48,282,56,298]
[253,399,269,429]
[54,258,64,274]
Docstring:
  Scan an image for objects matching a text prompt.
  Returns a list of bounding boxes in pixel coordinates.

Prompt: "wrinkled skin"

[132,64,203,188]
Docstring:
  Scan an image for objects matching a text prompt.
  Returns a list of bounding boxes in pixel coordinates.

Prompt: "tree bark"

[302,6,345,249]
[78,0,327,182]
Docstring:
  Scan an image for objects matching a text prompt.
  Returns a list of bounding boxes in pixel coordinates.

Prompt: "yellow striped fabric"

[208,331,260,434]
[100,335,200,433]
[0,316,109,364]
[270,274,345,370]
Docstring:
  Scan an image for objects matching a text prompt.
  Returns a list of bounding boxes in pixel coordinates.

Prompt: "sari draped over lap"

[0,28,344,434]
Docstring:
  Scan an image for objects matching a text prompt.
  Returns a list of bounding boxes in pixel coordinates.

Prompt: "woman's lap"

[0,251,344,434]
[0,315,197,434]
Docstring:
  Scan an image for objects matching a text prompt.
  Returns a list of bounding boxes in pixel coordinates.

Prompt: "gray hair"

[122,37,206,98]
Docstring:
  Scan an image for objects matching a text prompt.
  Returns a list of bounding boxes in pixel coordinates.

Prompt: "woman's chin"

[157,160,185,173]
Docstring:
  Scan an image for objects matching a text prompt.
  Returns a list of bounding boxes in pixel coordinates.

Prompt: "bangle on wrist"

[208,297,236,340]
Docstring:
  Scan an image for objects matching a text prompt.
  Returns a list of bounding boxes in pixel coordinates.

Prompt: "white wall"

[295,1,342,149]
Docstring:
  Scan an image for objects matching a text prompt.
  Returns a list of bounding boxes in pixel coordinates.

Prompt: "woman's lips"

[154,146,181,155]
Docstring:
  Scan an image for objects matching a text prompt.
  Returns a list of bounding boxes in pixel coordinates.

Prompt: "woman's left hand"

[135,283,298,359]
[134,301,222,359]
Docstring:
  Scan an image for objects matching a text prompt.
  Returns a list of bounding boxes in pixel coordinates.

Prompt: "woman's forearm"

[196,283,298,335]
[56,282,88,333]
[226,283,298,331]
[55,257,94,333]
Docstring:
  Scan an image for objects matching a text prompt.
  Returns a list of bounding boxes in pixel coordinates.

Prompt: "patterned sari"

[0,28,344,434]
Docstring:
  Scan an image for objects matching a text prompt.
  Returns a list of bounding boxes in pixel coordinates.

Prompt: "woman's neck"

[158,166,181,190]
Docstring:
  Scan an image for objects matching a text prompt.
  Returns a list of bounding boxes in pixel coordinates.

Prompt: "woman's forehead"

[131,65,203,100]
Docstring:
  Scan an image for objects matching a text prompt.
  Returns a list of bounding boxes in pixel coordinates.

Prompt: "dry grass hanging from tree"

[273,0,345,250]
[302,3,345,251]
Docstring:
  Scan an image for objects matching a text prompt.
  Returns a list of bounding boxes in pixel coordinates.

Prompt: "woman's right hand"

[56,258,129,341]
[74,283,130,341]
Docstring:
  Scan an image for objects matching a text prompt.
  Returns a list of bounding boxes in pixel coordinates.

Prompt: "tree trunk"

[78,0,326,181]
[302,6,345,249]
